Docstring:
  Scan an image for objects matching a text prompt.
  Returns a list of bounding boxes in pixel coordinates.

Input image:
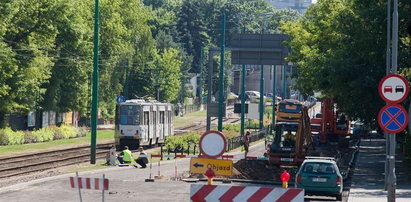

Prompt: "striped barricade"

[69,173,109,202]
[69,176,109,190]
[190,184,304,202]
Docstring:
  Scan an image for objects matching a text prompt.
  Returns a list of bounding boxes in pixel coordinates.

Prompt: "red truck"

[310,98,350,147]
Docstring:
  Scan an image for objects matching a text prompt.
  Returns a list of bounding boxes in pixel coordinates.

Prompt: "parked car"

[245,91,261,99]
[295,157,343,201]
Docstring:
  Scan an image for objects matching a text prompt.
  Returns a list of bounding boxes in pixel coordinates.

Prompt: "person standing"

[243,131,250,158]
[135,147,149,168]
[118,146,133,164]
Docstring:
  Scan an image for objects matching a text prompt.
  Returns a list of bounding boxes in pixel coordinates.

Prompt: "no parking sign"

[378,104,408,133]
[378,74,409,133]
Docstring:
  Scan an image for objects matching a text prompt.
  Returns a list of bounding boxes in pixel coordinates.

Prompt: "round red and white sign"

[199,130,227,159]
[378,74,409,104]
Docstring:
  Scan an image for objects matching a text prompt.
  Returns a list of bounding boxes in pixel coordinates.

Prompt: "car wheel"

[336,193,342,201]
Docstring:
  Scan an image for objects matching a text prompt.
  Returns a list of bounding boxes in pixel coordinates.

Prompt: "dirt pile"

[233,159,287,181]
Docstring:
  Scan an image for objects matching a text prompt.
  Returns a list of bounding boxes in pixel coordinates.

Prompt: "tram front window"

[120,105,140,125]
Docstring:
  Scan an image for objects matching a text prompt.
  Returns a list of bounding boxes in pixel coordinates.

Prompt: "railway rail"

[0,143,113,179]
[0,117,240,179]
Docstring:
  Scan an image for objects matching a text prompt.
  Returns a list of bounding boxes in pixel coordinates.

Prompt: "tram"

[115,99,174,149]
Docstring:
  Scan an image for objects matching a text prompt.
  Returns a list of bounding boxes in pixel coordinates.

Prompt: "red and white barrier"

[190,184,304,202]
[69,176,109,190]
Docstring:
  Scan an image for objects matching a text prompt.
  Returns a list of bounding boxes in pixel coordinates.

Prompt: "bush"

[165,132,201,153]
[222,124,240,133]
[32,127,54,142]
[0,125,88,146]
[53,124,78,140]
[24,131,36,144]
[77,126,87,137]
[0,128,25,145]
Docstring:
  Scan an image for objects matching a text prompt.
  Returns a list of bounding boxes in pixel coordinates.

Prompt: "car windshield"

[302,162,336,174]
[119,105,140,125]
[279,103,302,113]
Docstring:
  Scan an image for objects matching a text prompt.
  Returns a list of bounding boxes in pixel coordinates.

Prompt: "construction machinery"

[310,98,350,147]
[269,106,313,165]
[276,99,303,122]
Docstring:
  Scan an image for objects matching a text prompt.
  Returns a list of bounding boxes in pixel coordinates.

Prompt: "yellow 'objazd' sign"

[189,158,233,176]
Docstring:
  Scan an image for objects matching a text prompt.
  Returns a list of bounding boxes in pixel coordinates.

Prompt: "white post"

[102,174,105,202]
[76,172,83,202]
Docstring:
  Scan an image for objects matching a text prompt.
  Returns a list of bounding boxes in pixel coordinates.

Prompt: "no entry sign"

[378,74,409,104]
[199,130,227,159]
[378,104,408,133]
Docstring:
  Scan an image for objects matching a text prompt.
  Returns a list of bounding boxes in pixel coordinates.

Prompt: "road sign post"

[190,131,233,181]
[378,72,409,201]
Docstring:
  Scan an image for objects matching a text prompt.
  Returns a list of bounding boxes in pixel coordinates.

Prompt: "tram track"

[0,116,240,180]
[0,143,113,179]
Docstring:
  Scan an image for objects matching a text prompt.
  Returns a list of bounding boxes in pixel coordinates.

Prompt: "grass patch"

[173,110,206,128]
[66,160,110,173]
[0,130,114,156]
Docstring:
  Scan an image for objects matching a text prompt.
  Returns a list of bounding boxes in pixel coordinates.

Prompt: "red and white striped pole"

[145,156,154,182]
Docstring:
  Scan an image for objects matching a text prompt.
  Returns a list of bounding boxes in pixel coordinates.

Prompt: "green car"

[295,157,343,201]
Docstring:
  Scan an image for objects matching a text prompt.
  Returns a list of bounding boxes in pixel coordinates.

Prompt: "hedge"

[0,125,87,145]
[0,128,25,145]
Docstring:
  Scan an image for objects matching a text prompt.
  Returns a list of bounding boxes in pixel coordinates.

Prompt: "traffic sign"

[189,158,233,176]
[199,130,227,158]
[378,104,408,133]
[378,74,409,103]
[116,96,126,104]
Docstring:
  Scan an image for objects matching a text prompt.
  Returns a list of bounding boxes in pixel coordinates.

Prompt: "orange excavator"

[269,106,313,165]
[310,98,350,147]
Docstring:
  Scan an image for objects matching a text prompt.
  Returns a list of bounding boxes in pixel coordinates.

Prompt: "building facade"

[266,0,313,13]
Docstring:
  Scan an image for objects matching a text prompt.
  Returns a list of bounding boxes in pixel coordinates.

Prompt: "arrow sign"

[193,163,204,168]
[378,104,409,133]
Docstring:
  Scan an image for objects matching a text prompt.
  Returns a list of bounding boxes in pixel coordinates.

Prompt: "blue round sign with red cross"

[378,104,408,133]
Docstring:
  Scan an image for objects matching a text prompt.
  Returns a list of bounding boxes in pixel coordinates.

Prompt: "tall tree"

[177,0,209,73]
[282,0,411,124]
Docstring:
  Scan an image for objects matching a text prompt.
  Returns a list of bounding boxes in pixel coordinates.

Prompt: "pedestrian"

[117,146,133,164]
[134,147,149,168]
[243,131,250,158]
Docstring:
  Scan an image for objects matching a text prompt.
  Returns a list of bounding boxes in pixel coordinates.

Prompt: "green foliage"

[0,128,24,145]
[222,124,240,133]
[155,48,182,102]
[282,0,411,125]
[32,127,55,143]
[51,124,78,140]
[0,125,86,145]
[165,132,200,152]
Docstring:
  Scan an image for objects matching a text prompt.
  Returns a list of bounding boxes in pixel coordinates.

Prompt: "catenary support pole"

[388,0,398,201]
[90,0,99,164]
[385,0,391,190]
[199,47,203,105]
[206,49,214,131]
[241,64,246,137]
[283,64,287,99]
[218,12,226,132]
[259,64,264,129]
[271,65,277,134]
